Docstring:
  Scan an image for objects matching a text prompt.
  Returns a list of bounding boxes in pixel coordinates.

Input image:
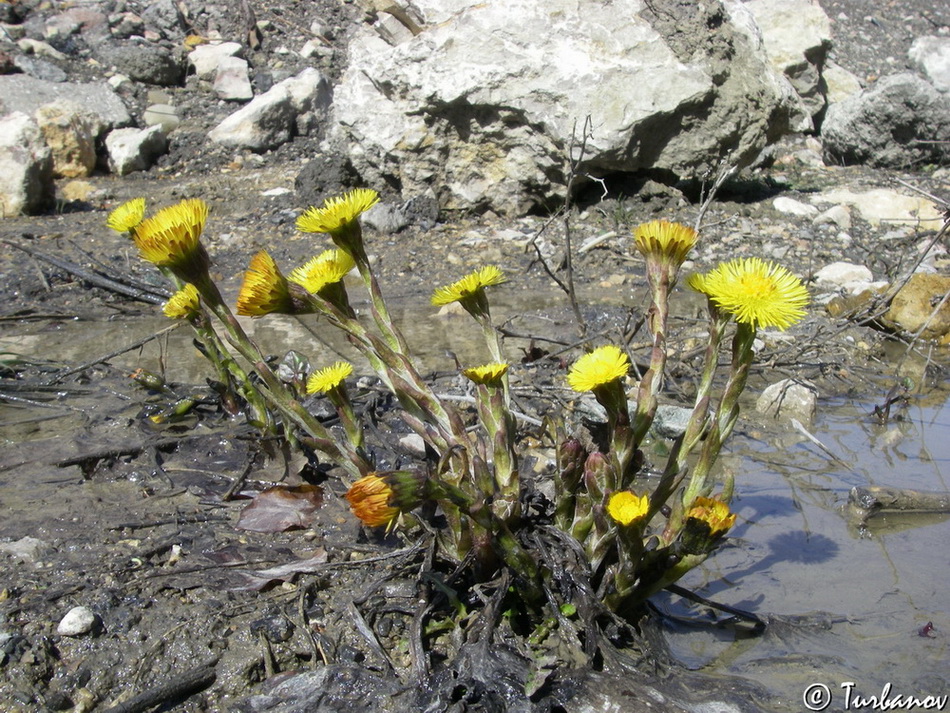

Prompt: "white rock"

[773,196,818,217]
[105,124,168,175]
[756,379,817,424]
[0,112,53,216]
[741,0,832,128]
[398,433,427,457]
[812,204,851,229]
[333,0,801,215]
[188,41,243,80]
[209,68,330,151]
[909,36,950,93]
[213,56,253,101]
[57,606,97,637]
[812,261,873,291]
[811,188,944,230]
[0,536,46,563]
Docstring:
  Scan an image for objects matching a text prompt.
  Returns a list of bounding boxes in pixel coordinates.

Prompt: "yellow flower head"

[463,362,509,385]
[345,473,400,528]
[235,250,293,316]
[132,198,210,280]
[700,258,809,330]
[686,496,736,537]
[607,490,650,526]
[162,283,200,319]
[107,198,146,233]
[567,345,630,392]
[431,266,506,307]
[307,361,354,394]
[685,271,708,295]
[634,219,698,266]
[289,249,356,294]
[296,189,379,254]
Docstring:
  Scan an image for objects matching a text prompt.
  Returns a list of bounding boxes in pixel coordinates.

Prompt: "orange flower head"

[345,474,400,528]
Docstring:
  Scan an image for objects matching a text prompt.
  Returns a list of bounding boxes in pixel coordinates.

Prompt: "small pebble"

[57,606,98,637]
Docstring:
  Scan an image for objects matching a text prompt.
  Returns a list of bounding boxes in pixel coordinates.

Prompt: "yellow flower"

[431,266,506,306]
[686,496,736,537]
[685,271,708,295]
[345,474,400,528]
[463,362,509,385]
[307,361,354,394]
[633,220,698,266]
[700,258,809,330]
[107,198,146,233]
[289,249,355,294]
[607,490,650,526]
[296,189,379,254]
[235,250,293,316]
[567,345,630,392]
[132,198,210,280]
[162,283,200,319]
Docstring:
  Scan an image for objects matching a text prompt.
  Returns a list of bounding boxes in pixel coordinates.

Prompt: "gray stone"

[0,112,53,216]
[823,60,863,105]
[363,202,409,234]
[821,73,950,167]
[214,56,254,101]
[909,36,950,93]
[209,68,330,151]
[141,0,184,37]
[812,204,851,230]
[109,12,145,40]
[332,0,801,215]
[35,101,98,178]
[741,0,832,129]
[188,41,244,80]
[105,124,168,175]
[16,38,67,61]
[653,405,692,439]
[756,379,818,424]
[0,75,131,132]
[98,43,183,86]
[12,54,68,82]
[0,536,46,563]
[56,606,98,637]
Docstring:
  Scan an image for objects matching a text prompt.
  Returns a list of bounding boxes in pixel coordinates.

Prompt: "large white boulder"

[331,0,801,215]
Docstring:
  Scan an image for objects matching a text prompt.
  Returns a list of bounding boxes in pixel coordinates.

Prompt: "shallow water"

[659,385,950,710]
[2,306,948,711]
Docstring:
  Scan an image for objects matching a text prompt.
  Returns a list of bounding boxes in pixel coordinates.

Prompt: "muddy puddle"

[1,296,948,711]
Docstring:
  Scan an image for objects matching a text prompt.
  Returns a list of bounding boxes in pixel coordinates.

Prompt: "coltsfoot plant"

[109,190,808,621]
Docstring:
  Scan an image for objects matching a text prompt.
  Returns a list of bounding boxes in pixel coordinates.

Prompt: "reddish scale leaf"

[236,484,324,533]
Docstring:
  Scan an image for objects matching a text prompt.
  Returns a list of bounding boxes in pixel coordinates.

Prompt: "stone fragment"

[363,202,409,234]
[35,101,98,178]
[909,36,950,93]
[214,56,254,101]
[812,262,873,292]
[773,196,818,217]
[884,273,950,341]
[0,536,46,563]
[0,112,53,216]
[105,125,168,175]
[812,204,851,230]
[821,73,950,167]
[57,606,98,637]
[333,0,801,215]
[756,379,818,424]
[209,68,330,151]
[822,60,863,104]
[0,75,131,131]
[741,0,832,129]
[143,104,180,133]
[188,41,243,80]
